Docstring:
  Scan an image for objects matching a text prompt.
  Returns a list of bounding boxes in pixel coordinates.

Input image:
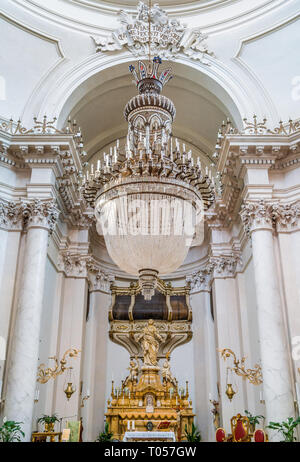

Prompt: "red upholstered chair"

[231,414,250,442]
[216,427,226,442]
[253,429,266,442]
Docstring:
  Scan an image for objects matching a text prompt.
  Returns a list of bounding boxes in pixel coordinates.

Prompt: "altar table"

[123,431,176,442]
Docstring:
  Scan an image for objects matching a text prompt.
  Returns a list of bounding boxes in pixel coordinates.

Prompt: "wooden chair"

[253,429,267,442]
[216,427,226,442]
[231,413,251,442]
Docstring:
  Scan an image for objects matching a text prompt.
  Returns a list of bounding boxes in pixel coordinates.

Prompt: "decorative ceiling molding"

[0,10,65,58]
[91,2,214,63]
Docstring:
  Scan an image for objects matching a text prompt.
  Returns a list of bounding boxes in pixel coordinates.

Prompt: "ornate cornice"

[0,116,90,228]
[186,251,242,290]
[57,251,114,290]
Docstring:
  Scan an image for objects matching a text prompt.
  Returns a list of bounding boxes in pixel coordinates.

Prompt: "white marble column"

[0,201,23,402]
[187,269,218,441]
[210,255,247,433]
[4,199,58,440]
[80,268,112,442]
[241,200,295,440]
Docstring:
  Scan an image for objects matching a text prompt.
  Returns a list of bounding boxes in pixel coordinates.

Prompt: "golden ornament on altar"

[105,347,194,441]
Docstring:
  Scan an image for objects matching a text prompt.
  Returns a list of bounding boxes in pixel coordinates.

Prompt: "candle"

[132,420,135,430]
[127,421,130,430]
[91,164,94,174]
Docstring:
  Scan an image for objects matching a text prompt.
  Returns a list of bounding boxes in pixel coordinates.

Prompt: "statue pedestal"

[136,366,164,393]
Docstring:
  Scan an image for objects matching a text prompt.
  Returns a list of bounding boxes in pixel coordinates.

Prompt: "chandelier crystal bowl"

[82,57,216,299]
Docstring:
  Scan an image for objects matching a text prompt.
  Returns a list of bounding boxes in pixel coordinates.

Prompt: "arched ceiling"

[84,0,226,6]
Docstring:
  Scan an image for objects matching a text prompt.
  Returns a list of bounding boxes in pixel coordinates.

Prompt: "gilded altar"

[106,319,194,441]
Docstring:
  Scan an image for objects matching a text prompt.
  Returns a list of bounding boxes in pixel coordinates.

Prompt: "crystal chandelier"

[82,57,215,300]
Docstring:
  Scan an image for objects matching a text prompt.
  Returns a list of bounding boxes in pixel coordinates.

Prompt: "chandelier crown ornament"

[129,57,172,94]
[82,57,216,300]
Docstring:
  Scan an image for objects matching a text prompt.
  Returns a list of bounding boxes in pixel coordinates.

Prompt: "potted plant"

[267,417,300,442]
[184,423,201,442]
[37,414,60,432]
[0,417,25,442]
[95,422,114,442]
[244,410,264,433]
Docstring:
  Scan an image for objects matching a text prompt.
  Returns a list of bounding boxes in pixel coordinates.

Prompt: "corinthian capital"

[240,200,274,234]
[22,199,59,232]
[272,202,300,232]
[58,251,88,278]
[209,253,242,278]
[186,267,212,293]
[0,200,23,230]
[86,258,114,293]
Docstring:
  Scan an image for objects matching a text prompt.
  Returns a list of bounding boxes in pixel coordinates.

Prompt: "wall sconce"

[37,348,81,384]
[64,367,76,400]
[217,348,262,385]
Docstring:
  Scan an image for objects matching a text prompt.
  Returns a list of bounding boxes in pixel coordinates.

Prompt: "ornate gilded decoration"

[105,351,194,441]
[218,348,263,386]
[136,320,163,366]
[37,348,81,384]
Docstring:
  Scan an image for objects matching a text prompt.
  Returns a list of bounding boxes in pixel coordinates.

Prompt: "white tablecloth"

[123,431,176,442]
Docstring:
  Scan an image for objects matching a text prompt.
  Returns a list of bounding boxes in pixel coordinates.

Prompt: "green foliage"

[95,422,114,442]
[37,414,60,424]
[184,423,201,442]
[0,418,25,442]
[244,410,264,426]
[267,417,300,442]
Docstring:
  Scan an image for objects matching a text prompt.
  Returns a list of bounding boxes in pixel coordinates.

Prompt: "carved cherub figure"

[161,353,177,387]
[124,356,139,385]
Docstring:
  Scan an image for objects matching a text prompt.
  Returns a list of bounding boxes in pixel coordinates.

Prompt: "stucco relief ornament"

[240,200,274,235]
[0,200,23,229]
[92,2,214,64]
[22,199,59,232]
[209,254,242,278]
[272,202,300,230]
[186,267,212,292]
[58,251,87,277]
